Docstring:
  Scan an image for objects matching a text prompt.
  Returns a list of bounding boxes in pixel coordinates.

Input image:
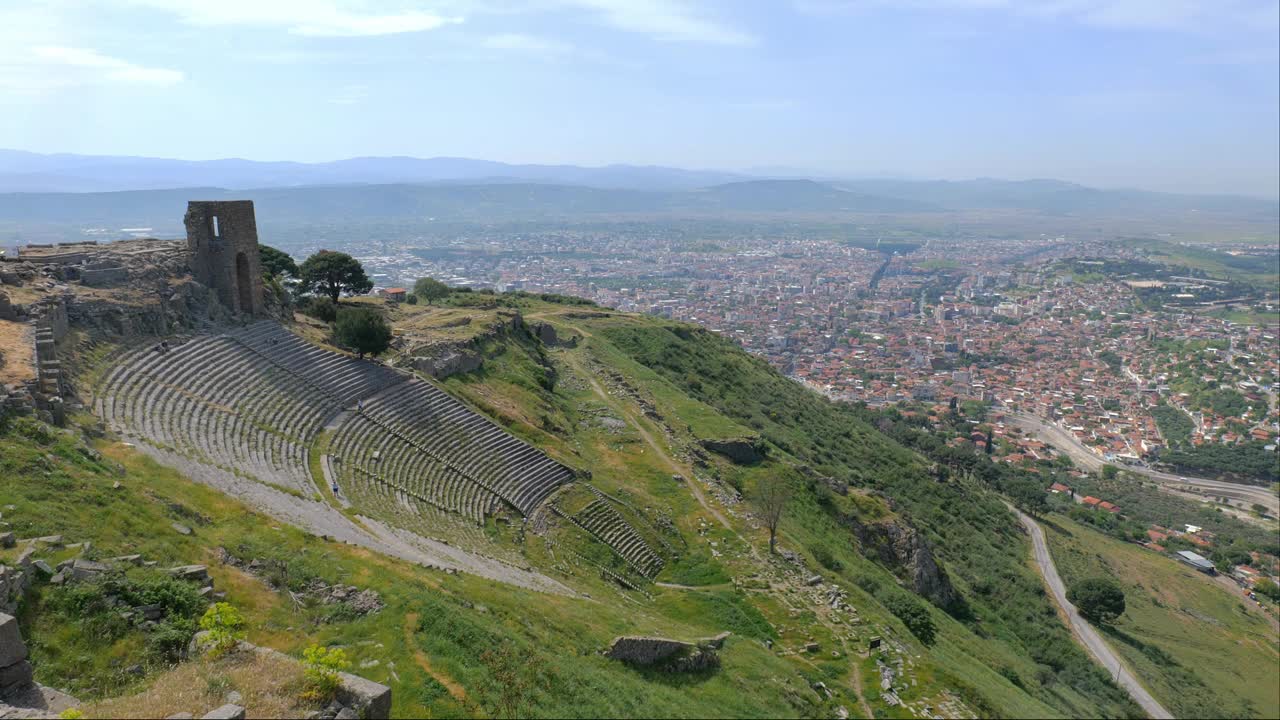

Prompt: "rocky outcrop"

[699,437,765,465]
[841,515,959,611]
[605,636,721,672]
[531,322,578,348]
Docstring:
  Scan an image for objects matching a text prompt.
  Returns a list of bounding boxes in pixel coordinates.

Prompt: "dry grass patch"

[0,319,35,384]
[81,648,319,719]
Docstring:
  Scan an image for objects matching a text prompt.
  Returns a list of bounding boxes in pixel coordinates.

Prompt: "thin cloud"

[797,0,1280,32]
[567,0,755,46]
[0,45,182,92]
[125,1,464,37]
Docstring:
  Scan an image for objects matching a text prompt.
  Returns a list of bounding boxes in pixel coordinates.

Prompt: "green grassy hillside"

[0,415,813,718]
[411,299,1144,718]
[7,293,1234,718]
[1044,513,1280,719]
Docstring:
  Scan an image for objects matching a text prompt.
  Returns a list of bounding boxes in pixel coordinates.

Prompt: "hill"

[5,279,1275,717]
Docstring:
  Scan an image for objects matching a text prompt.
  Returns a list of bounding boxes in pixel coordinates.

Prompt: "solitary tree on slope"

[753,475,792,554]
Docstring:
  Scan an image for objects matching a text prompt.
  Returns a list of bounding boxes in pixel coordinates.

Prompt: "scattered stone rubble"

[215,548,384,616]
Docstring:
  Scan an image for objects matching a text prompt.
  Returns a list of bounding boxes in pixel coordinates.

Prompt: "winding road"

[1007,411,1278,516]
[1009,505,1173,719]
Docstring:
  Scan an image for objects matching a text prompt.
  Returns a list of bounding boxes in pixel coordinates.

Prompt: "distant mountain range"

[0,150,749,193]
[0,151,1275,243]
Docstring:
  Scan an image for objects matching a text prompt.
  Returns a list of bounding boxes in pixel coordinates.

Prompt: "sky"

[2,1,1278,197]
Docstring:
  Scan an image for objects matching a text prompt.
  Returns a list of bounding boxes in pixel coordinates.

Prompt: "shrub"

[882,592,937,645]
[146,617,198,664]
[1253,579,1280,603]
[198,602,245,654]
[301,644,349,702]
[812,545,843,572]
[303,296,338,323]
[1067,578,1125,625]
[333,307,392,358]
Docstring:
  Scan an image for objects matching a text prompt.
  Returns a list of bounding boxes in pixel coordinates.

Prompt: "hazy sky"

[3,1,1278,197]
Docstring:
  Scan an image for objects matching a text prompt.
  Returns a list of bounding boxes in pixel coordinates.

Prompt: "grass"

[0,319,35,384]
[0,415,814,718]
[1044,512,1280,719]
[81,648,315,719]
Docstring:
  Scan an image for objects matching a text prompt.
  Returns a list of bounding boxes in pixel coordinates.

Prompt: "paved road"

[1008,412,1278,516]
[1010,505,1174,720]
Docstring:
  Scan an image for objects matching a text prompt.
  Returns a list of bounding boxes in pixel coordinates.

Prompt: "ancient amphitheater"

[5,200,665,593]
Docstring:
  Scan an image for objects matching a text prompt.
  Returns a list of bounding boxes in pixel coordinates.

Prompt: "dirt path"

[837,636,875,719]
[575,354,739,539]
[1010,505,1173,719]
[403,612,468,703]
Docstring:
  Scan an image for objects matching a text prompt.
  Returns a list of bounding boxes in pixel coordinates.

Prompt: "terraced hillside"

[91,320,658,575]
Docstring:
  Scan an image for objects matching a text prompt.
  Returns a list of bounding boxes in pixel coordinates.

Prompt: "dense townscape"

[352,230,1280,480]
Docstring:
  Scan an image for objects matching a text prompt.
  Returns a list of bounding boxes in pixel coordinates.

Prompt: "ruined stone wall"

[184,201,264,316]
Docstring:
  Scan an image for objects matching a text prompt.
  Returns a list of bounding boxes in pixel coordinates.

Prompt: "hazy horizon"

[7,147,1280,201]
[3,1,1277,197]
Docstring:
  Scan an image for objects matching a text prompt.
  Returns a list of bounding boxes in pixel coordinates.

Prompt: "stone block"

[0,658,33,692]
[699,631,732,650]
[200,704,246,719]
[168,565,209,583]
[70,558,109,581]
[337,670,393,719]
[0,613,28,668]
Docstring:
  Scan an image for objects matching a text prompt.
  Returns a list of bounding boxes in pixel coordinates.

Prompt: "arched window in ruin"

[235,251,253,313]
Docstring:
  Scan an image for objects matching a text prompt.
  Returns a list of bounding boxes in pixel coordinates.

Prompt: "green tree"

[1067,578,1126,625]
[1010,482,1048,517]
[1101,464,1119,480]
[259,245,299,278]
[334,307,392,358]
[299,250,373,302]
[413,277,451,304]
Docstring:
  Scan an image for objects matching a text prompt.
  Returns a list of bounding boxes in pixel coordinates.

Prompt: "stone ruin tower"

[184,200,264,315]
